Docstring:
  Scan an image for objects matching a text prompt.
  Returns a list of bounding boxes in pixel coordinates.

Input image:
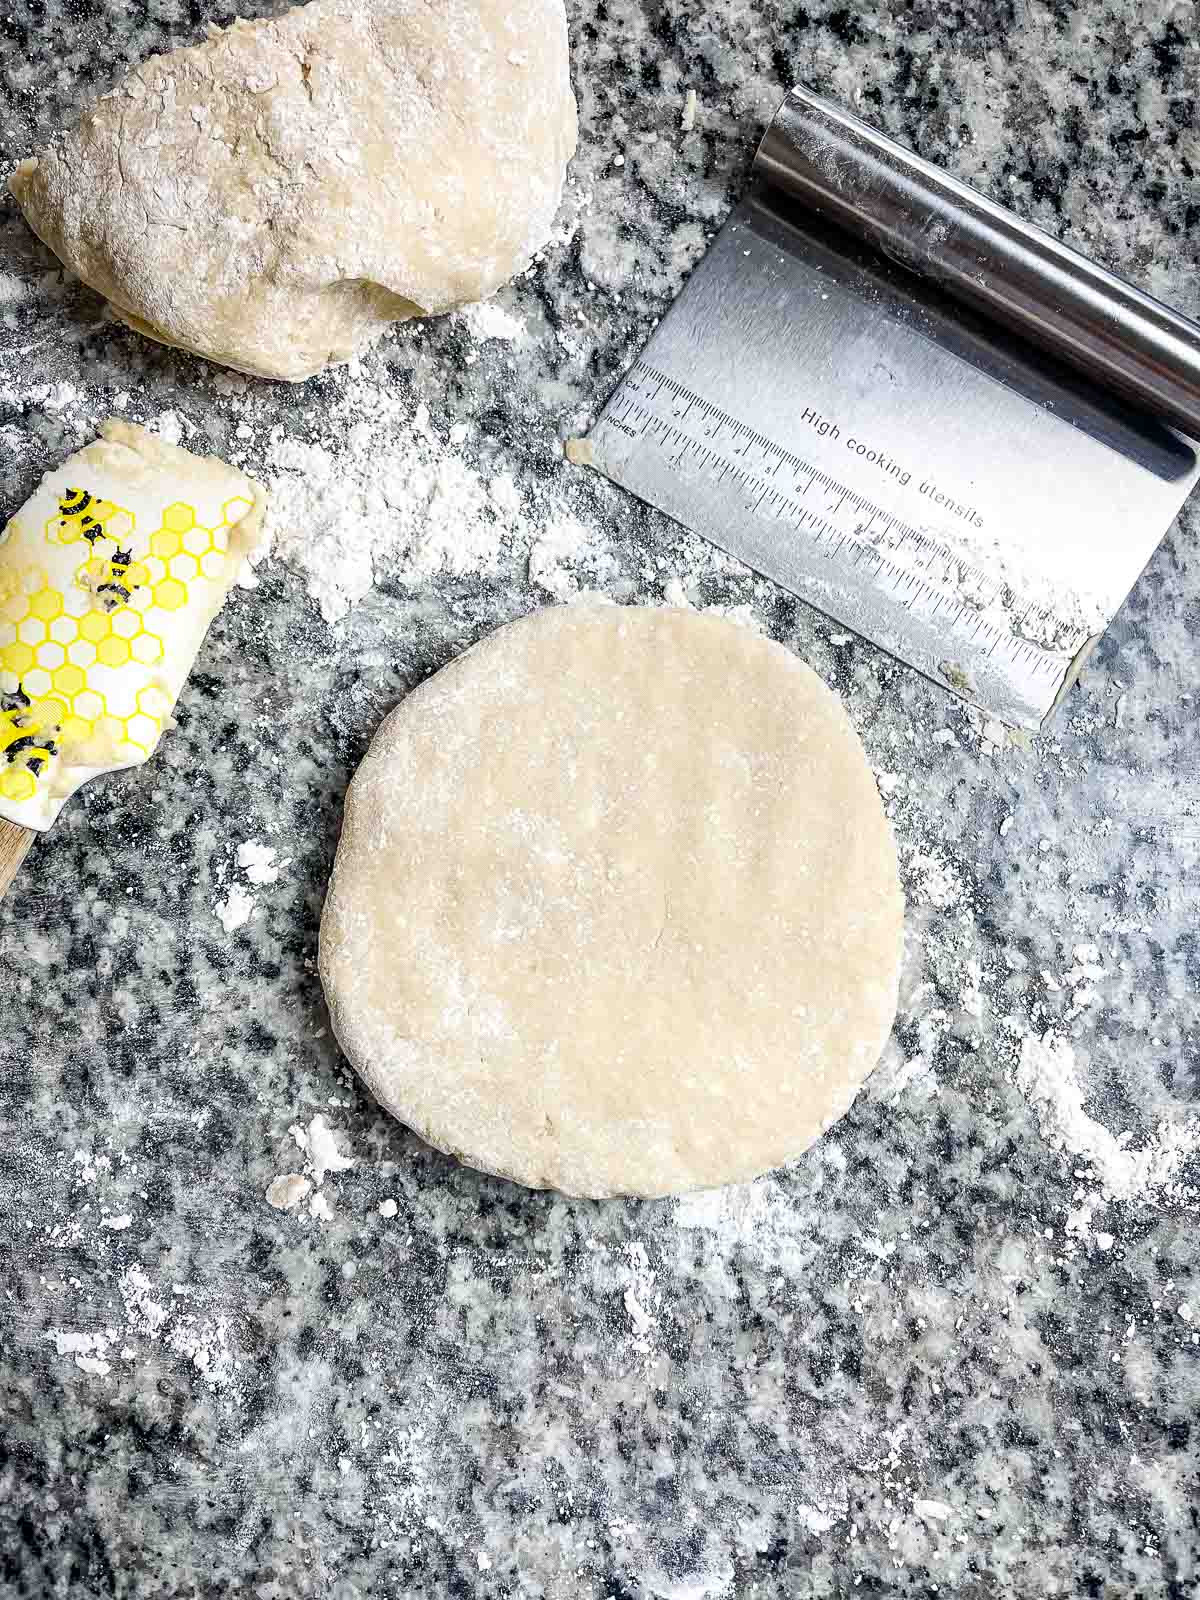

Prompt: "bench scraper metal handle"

[755,86,1200,440]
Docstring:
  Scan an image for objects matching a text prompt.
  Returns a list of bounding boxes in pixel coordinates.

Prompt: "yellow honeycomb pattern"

[0,487,255,809]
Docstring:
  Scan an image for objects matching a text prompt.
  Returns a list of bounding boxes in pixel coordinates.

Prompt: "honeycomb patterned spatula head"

[0,420,266,893]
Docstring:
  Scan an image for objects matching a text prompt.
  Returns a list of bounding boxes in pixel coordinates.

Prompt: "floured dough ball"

[9,0,576,381]
[320,605,904,1198]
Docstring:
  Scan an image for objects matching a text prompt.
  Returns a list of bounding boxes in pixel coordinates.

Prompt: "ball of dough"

[9,0,576,381]
[320,606,903,1197]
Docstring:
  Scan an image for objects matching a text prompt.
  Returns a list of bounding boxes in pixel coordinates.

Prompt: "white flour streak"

[669,1174,817,1268]
[120,1266,170,1334]
[622,1286,654,1335]
[882,1054,939,1103]
[148,410,186,446]
[73,1354,112,1377]
[169,1313,235,1387]
[40,1268,238,1389]
[1014,1032,1199,1231]
[120,1268,234,1387]
[623,1242,658,1351]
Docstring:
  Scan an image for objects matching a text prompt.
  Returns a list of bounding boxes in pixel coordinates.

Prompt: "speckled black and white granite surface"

[3,3,1200,1597]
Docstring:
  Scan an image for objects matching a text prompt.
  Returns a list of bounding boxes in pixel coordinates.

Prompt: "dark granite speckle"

[3,2,1200,1598]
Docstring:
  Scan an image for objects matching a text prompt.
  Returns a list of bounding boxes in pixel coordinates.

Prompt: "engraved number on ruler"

[607,363,1065,681]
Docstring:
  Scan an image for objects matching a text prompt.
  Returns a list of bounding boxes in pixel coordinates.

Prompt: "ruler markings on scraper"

[596,360,1063,683]
[585,91,1200,728]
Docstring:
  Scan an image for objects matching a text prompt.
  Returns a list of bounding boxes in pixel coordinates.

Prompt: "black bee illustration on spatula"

[55,489,141,612]
[55,487,109,545]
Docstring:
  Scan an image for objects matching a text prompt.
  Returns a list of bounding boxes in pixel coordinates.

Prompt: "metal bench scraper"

[585,86,1200,729]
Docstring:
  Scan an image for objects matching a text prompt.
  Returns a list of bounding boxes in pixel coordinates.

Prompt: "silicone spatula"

[0,420,266,896]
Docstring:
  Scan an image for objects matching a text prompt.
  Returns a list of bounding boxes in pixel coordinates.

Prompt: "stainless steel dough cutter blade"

[585,86,1200,729]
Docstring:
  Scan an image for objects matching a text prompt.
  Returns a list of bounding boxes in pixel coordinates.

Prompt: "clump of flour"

[211,838,288,932]
[453,299,526,345]
[215,885,255,933]
[266,1114,354,1222]
[237,839,285,885]
[265,1173,311,1211]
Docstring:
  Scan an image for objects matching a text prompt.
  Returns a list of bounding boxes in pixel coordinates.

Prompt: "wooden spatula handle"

[0,818,35,899]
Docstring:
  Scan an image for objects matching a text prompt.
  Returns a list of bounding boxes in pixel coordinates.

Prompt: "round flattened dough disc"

[320,605,904,1197]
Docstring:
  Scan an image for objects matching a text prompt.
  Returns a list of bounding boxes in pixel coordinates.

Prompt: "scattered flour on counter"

[120,1266,169,1336]
[707,601,765,634]
[659,579,766,634]
[73,1354,112,1377]
[667,1169,854,1278]
[257,371,610,624]
[171,1313,235,1387]
[1013,1032,1200,1233]
[622,1284,654,1337]
[39,379,78,412]
[377,1422,437,1514]
[633,1550,736,1600]
[44,1268,237,1389]
[236,839,286,886]
[622,1242,659,1352]
[455,299,526,344]
[266,1115,353,1221]
[0,271,32,305]
[904,849,962,911]
[264,381,531,623]
[45,1329,113,1377]
[215,886,255,933]
[913,1499,954,1523]
[673,1180,782,1232]
[529,514,603,599]
[882,1053,939,1103]
[148,409,187,446]
[0,338,611,630]
[120,1267,235,1387]
[662,570,770,632]
[308,1114,354,1186]
[70,1147,114,1186]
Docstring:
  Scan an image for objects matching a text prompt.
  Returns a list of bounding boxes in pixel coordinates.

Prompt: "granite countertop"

[3,2,1200,1596]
